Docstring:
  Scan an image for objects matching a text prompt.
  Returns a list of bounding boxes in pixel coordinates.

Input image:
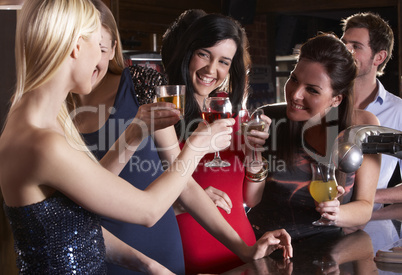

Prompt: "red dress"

[177,115,256,274]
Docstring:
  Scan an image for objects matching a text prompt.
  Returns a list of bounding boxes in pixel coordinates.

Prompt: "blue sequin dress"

[3,192,107,274]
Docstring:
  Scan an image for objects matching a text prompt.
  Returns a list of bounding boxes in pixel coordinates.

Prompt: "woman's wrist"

[245,157,268,182]
[183,137,208,158]
[237,244,254,263]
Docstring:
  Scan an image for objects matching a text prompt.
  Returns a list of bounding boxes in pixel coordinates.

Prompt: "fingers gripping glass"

[202,97,232,167]
[241,109,267,167]
[309,162,338,226]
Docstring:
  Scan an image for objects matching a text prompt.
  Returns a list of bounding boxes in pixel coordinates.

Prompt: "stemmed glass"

[241,109,267,167]
[202,97,232,167]
[309,162,338,226]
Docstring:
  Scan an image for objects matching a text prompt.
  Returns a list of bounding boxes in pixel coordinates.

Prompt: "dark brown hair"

[163,13,251,139]
[161,9,207,71]
[274,33,356,166]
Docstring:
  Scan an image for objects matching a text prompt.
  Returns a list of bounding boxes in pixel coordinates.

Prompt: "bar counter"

[222,204,402,275]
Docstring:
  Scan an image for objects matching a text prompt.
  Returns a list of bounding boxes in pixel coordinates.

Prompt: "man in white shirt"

[341,12,402,250]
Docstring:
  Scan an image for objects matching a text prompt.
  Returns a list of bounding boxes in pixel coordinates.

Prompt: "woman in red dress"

[162,12,275,274]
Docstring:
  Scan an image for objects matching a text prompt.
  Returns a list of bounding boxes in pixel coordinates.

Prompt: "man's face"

[341,27,375,78]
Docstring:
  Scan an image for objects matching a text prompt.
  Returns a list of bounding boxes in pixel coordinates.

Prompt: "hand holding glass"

[202,97,232,167]
[241,109,267,167]
[309,162,338,226]
[155,85,186,116]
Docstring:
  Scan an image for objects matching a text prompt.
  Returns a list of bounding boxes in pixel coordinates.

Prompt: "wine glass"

[202,97,232,167]
[309,162,338,226]
[241,109,267,167]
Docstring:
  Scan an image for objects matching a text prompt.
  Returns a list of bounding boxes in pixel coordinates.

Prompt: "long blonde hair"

[2,1,101,271]
[12,0,100,161]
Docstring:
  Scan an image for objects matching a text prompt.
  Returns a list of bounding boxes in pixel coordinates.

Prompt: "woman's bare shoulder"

[0,127,67,206]
[0,126,70,182]
[353,109,380,126]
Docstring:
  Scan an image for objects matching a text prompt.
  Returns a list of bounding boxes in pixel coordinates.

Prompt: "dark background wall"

[0,10,17,130]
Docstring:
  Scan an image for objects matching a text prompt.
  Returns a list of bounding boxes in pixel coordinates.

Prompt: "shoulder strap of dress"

[128,65,168,105]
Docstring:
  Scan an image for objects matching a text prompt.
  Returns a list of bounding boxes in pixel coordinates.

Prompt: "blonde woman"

[0,0,236,273]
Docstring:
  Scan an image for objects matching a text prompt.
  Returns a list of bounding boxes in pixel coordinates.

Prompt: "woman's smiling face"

[92,26,116,90]
[188,39,237,107]
[285,59,343,122]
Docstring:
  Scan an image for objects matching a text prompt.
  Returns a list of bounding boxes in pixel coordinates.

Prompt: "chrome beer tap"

[331,125,402,173]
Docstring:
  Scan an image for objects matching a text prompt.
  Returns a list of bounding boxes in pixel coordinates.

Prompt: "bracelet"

[245,157,268,182]
[246,170,267,179]
[245,174,268,182]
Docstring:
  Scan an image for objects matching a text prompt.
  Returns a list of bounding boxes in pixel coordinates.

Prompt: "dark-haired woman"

[247,34,381,242]
[163,13,275,274]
